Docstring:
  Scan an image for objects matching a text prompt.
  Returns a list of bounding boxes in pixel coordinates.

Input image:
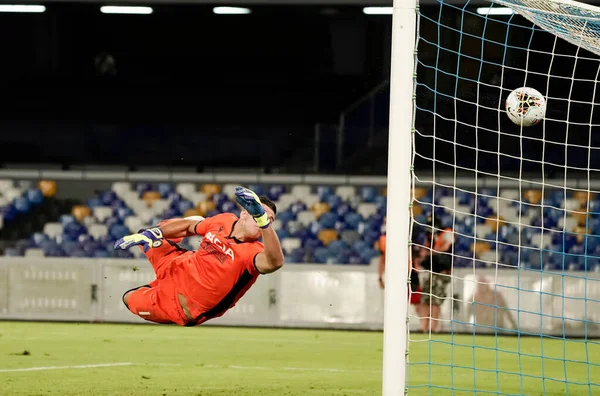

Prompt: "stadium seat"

[318,212,337,229]
[311,202,330,218]
[562,198,582,211]
[302,194,320,209]
[43,223,64,239]
[281,238,302,255]
[296,211,316,227]
[71,205,91,222]
[289,247,306,263]
[479,250,497,265]
[0,179,14,192]
[275,193,296,212]
[196,200,216,217]
[143,191,161,206]
[523,190,542,204]
[124,216,144,233]
[271,219,283,231]
[287,220,305,236]
[267,185,285,201]
[93,206,113,223]
[291,184,311,199]
[111,182,132,197]
[88,224,109,240]
[317,229,338,246]
[188,192,207,206]
[176,183,197,200]
[357,203,377,219]
[277,210,296,223]
[336,186,356,201]
[137,210,155,225]
[558,217,578,232]
[38,180,56,197]
[531,233,552,249]
[222,184,238,198]
[183,208,202,218]
[149,199,170,214]
[341,230,361,245]
[201,183,221,198]
[360,187,378,203]
[4,187,23,203]
[471,241,491,258]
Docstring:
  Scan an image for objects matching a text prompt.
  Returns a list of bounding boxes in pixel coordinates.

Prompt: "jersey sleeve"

[244,243,265,277]
[193,216,215,236]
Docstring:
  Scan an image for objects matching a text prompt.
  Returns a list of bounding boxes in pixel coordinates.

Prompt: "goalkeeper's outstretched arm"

[254,225,285,274]
[156,216,206,239]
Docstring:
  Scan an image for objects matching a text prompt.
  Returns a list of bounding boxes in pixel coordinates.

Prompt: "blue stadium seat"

[100,190,118,206]
[316,186,334,202]
[303,237,323,252]
[319,212,337,229]
[344,212,362,230]
[115,207,134,220]
[289,201,307,214]
[325,195,343,212]
[220,200,237,213]
[157,183,174,198]
[313,247,329,264]
[248,184,265,196]
[360,187,378,203]
[277,210,296,223]
[289,247,306,263]
[134,183,153,196]
[267,185,285,201]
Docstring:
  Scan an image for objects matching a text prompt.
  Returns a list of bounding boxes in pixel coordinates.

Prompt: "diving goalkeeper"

[113,186,283,326]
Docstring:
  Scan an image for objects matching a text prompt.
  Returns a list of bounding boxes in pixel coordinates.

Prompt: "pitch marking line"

[0,362,134,373]
[220,364,380,374]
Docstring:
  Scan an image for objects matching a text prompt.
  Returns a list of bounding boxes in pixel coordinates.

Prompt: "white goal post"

[384,0,600,394]
[382,0,417,395]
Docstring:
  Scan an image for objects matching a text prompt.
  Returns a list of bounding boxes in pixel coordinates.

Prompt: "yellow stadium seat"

[318,229,338,246]
[413,187,427,200]
[485,216,505,233]
[574,226,589,244]
[524,190,542,204]
[471,241,491,257]
[196,200,217,217]
[184,208,202,218]
[38,180,57,197]
[142,191,161,206]
[413,203,423,216]
[202,184,221,198]
[311,202,330,219]
[574,191,595,206]
[71,205,91,222]
[573,211,588,227]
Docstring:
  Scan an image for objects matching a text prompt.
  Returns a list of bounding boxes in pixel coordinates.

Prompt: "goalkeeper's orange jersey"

[168,213,264,324]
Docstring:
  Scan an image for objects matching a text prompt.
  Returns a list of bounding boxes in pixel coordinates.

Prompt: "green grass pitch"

[0,321,597,395]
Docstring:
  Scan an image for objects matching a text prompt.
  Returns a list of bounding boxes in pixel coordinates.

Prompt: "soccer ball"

[505,87,547,127]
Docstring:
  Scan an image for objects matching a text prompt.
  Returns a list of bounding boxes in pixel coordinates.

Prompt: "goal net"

[401,0,600,394]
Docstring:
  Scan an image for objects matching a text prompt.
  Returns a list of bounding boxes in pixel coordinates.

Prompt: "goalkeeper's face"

[240,205,276,240]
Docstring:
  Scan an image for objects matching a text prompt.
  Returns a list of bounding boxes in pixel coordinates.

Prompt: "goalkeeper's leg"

[122,280,188,326]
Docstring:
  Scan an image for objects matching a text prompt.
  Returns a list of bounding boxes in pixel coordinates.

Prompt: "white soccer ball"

[505,87,547,127]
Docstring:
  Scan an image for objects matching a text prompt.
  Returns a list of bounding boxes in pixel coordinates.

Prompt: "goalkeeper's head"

[238,195,277,240]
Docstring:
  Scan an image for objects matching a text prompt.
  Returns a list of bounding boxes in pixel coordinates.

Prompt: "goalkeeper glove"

[114,227,164,252]
[235,186,270,228]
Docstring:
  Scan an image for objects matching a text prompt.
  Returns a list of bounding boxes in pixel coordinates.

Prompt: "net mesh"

[408,0,600,394]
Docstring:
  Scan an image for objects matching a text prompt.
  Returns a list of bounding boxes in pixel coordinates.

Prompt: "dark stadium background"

[0,1,599,176]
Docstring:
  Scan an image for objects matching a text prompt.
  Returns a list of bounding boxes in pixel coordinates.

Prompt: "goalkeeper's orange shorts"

[123,239,190,326]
